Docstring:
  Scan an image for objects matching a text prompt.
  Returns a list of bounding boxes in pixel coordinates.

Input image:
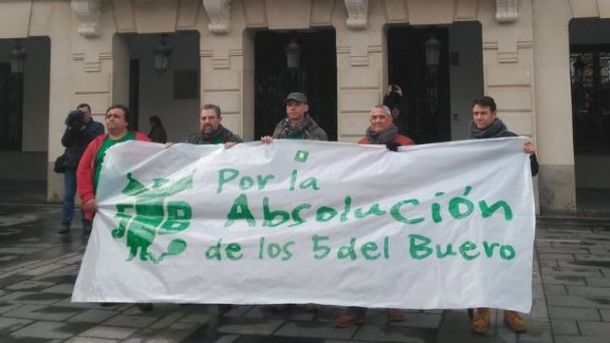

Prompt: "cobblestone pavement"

[0,203,608,342]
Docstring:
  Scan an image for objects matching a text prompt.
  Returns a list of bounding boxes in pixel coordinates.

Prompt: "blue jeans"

[61,168,83,225]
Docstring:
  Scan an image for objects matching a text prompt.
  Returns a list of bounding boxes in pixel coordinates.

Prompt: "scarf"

[276,116,320,139]
[365,124,399,144]
[469,119,509,139]
[191,125,234,144]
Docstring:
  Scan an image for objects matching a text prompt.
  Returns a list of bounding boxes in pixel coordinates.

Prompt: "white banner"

[72,138,535,312]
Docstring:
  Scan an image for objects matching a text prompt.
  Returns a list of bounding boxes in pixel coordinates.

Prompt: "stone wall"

[1,0,600,213]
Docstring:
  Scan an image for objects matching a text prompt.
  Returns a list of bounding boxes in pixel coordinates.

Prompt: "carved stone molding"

[203,0,232,34]
[344,0,368,30]
[71,0,102,38]
[495,0,519,23]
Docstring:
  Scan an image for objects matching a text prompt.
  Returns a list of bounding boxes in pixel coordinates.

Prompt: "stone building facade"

[0,0,608,214]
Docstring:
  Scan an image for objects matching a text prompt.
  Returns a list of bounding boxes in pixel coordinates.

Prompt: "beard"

[201,125,217,137]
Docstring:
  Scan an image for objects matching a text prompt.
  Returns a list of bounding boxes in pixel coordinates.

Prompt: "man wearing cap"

[59,103,104,234]
[335,104,414,328]
[187,104,242,146]
[261,92,327,142]
[261,92,327,313]
[468,95,537,335]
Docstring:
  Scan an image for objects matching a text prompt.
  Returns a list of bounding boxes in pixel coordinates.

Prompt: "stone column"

[532,0,576,212]
[52,1,119,202]
[336,1,386,142]
[479,0,543,212]
[42,2,81,202]
[480,0,536,136]
[200,0,249,140]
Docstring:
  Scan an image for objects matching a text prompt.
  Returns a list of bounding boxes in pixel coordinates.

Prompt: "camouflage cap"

[285,92,308,103]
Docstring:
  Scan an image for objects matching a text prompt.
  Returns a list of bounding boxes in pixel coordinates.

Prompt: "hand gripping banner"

[72,138,535,312]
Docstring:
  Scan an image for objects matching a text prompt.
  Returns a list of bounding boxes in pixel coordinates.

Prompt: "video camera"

[65,110,86,130]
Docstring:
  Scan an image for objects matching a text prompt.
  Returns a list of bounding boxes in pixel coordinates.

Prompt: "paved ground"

[0,203,608,343]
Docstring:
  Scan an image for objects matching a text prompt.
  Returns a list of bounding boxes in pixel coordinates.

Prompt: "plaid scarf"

[275,116,321,139]
[365,124,399,144]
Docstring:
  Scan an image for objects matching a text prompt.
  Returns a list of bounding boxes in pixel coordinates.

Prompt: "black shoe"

[58,223,70,234]
[82,220,92,236]
[136,303,153,311]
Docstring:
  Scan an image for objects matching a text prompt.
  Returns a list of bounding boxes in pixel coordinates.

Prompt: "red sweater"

[358,134,415,146]
[77,132,150,214]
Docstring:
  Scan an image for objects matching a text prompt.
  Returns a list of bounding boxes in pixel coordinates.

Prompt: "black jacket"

[61,120,104,169]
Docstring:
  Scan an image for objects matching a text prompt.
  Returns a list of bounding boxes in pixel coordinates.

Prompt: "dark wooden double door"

[254,30,337,140]
[388,26,451,144]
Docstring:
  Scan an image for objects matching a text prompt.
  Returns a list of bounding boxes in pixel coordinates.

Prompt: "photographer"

[383,84,404,122]
[59,104,104,234]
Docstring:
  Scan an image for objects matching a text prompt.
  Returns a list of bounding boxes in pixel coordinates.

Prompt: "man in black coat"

[59,104,104,234]
[469,96,538,334]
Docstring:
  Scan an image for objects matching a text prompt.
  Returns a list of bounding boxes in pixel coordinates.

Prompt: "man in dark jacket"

[148,115,167,143]
[383,84,405,122]
[469,96,538,334]
[186,104,242,146]
[59,103,104,234]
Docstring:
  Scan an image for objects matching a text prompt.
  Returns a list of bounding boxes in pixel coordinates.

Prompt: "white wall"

[449,21,483,140]
[126,32,200,142]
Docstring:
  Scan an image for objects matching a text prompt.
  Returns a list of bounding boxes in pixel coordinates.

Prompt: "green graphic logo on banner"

[295,150,309,163]
[113,172,194,263]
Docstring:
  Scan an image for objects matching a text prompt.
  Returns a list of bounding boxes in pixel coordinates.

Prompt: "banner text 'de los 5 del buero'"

[72,138,535,312]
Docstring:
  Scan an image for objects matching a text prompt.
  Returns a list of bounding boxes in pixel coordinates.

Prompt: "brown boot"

[504,310,527,333]
[472,308,490,334]
[387,308,405,322]
[335,311,364,328]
